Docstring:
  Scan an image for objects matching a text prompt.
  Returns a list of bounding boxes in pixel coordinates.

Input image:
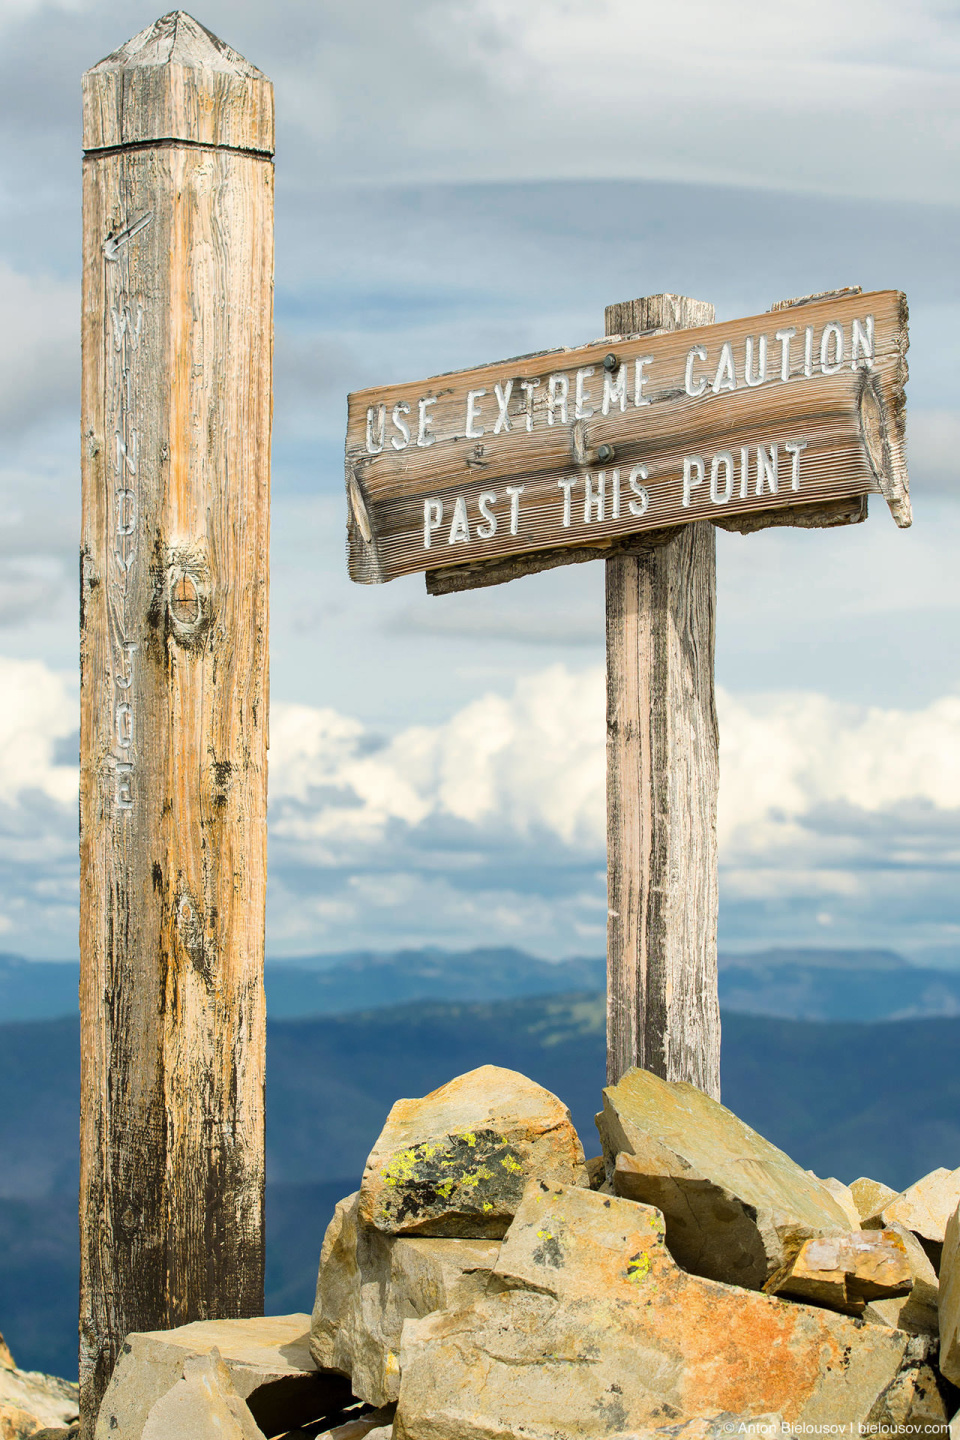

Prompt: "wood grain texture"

[714,494,868,534]
[83,11,274,155]
[605,296,720,1098]
[425,526,682,596]
[348,289,907,585]
[714,287,894,539]
[79,17,272,1433]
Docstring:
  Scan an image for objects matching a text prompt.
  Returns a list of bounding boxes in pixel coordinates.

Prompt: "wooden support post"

[604,295,721,1096]
[79,14,273,1430]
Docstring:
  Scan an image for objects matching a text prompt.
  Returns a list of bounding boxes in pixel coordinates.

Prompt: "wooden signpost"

[79,14,272,1432]
[345,287,910,1099]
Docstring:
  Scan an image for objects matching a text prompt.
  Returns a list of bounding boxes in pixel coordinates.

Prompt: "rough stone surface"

[764,1229,912,1314]
[864,1166,960,1245]
[393,1181,912,1439]
[851,1176,899,1224]
[359,1065,587,1238]
[139,1351,263,1440]
[95,1313,348,1440]
[325,1409,395,1440]
[862,1220,940,1336]
[820,1176,863,1229]
[867,1362,949,1432]
[939,1202,960,1385]
[599,1067,853,1289]
[0,1335,14,1371]
[0,1361,79,1438]
[311,1191,500,1405]
[585,1155,606,1190]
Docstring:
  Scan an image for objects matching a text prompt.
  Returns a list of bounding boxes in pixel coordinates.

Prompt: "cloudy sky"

[0,0,959,964]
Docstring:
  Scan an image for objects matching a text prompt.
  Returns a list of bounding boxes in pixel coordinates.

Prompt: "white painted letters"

[519,379,540,432]
[448,496,470,543]
[744,335,767,388]
[477,491,498,538]
[712,343,736,394]
[628,465,649,516]
[557,478,576,527]
[803,326,815,378]
[602,365,627,415]
[820,322,844,375]
[547,373,569,425]
[423,498,443,548]
[417,396,437,447]
[465,388,487,439]
[574,367,595,420]
[710,451,734,504]
[493,380,513,434]
[634,355,653,406]
[366,405,385,455]
[584,471,604,523]
[609,468,621,519]
[851,316,875,369]
[505,485,524,536]
[391,401,411,450]
[683,454,705,506]
[755,444,778,496]
[685,345,708,397]
[775,328,796,381]
[784,440,807,490]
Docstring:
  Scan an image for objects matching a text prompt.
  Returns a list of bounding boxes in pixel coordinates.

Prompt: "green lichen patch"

[375,1128,529,1236]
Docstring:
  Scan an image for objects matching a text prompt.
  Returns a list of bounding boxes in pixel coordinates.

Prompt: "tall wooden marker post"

[344,288,911,1099]
[79,13,273,1431]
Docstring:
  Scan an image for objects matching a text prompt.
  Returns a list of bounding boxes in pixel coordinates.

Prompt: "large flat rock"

[359,1064,587,1238]
[393,1182,913,1439]
[311,1190,500,1405]
[95,1313,350,1439]
[598,1066,854,1288]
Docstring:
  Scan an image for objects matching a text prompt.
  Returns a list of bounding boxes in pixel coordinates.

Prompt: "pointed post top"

[83,11,273,155]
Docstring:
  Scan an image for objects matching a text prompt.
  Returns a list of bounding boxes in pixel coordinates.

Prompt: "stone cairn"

[28,1064,960,1438]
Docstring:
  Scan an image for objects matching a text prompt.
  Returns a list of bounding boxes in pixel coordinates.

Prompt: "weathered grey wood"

[605,295,721,1096]
[79,14,272,1433]
[426,527,681,596]
[714,494,867,534]
[604,291,714,337]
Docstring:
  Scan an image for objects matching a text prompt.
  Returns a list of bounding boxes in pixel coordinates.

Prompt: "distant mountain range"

[4,994,960,1377]
[3,944,960,1024]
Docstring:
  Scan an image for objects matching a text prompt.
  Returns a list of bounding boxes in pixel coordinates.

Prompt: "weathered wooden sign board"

[346,289,909,586]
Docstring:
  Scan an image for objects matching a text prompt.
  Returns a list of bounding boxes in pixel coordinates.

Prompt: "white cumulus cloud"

[3,652,960,958]
[0,655,76,806]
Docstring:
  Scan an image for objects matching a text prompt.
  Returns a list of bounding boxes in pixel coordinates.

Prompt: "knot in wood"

[170,572,201,626]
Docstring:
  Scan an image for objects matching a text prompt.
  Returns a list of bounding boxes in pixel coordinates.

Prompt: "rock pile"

[0,1329,79,1439]
[78,1062,960,1436]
